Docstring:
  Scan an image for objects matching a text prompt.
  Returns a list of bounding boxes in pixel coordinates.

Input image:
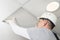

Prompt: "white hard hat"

[38,12,57,25]
[46,2,59,12]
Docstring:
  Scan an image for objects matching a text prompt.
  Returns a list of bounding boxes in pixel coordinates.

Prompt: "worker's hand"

[3,17,16,24]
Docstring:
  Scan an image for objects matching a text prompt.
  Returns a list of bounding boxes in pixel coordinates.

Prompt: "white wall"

[0,21,28,40]
[0,0,22,21]
[0,0,29,40]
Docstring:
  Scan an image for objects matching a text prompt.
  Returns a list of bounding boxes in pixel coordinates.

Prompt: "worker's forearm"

[8,21,30,39]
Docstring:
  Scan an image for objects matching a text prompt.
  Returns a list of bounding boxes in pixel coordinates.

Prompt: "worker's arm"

[5,19,30,39]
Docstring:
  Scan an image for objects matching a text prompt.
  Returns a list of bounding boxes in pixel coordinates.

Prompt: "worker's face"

[37,19,48,28]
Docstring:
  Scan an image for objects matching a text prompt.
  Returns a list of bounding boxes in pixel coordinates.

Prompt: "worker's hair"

[39,18,55,29]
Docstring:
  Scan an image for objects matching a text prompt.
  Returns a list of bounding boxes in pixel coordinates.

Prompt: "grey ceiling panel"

[6,7,37,28]
[23,0,59,17]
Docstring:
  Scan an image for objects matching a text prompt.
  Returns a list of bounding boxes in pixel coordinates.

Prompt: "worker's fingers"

[3,17,16,24]
[3,20,11,24]
[11,17,16,23]
[11,17,15,20]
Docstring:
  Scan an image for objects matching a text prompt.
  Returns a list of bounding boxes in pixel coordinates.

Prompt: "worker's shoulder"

[27,27,51,33]
[27,27,56,40]
[27,27,54,35]
[27,27,51,31]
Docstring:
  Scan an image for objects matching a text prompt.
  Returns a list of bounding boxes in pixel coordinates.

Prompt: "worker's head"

[37,12,57,30]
